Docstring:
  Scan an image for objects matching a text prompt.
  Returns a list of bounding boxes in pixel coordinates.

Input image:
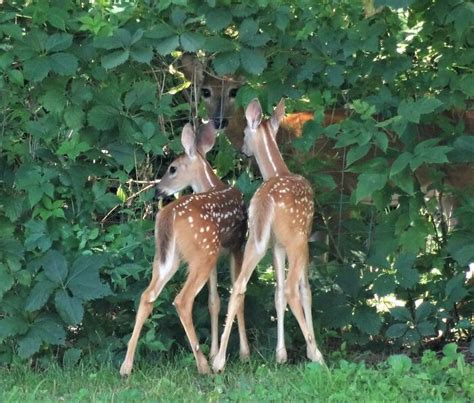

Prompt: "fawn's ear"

[196,122,216,156]
[181,53,205,85]
[245,98,263,131]
[270,98,286,132]
[181,123,197,159]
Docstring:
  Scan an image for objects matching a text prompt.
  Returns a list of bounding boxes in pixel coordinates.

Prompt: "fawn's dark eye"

[169,166,177,174]
[229,88,238,98]
[201,88,211,98]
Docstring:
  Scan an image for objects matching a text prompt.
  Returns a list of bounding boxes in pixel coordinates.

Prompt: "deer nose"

[155,187,166,200]
[212,117,228,130]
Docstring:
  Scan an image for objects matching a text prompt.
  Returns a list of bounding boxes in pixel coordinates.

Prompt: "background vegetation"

[0,0,472,368]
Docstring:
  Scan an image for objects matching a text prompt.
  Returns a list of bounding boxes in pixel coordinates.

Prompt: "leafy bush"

[0,0,472,365]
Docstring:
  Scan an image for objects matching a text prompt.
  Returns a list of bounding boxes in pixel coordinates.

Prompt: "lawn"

[1,345,472,402]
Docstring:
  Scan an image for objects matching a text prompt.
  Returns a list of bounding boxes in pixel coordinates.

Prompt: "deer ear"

[245,98,263,131]
[181,53,205,85]
[270,98,286,131]
[181,123,197,158]
[196,122,216,155]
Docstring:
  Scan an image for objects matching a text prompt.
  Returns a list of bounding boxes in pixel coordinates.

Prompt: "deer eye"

[201,88,211,98]
[169,166,177,174]
[229,88,238,98]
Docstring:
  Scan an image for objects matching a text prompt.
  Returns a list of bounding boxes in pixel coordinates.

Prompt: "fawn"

[212,98,325,372]
[120,123,249,376]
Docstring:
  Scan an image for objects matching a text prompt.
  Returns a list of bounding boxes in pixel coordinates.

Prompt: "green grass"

[0,349,472,402]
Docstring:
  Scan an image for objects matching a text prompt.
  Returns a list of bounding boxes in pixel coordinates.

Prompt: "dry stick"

[100,180,159,225]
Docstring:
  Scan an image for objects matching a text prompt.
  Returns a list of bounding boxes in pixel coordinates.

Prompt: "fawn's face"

[156,122,216,198]
[156,153,204,197]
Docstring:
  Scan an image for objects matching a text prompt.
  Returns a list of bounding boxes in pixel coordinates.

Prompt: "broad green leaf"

[67,254,111,301]
[25,279,57,311]
[415,301,434,323]
[213,52,240,75]
[88,105,120,130]
[0,264,14,298]
[387,354,412,373]
[293,120,323,152]
[206,8,232,31]
[130,46,153,63]
[0,317,28,341]
[355,173,387,203]
[416,320,435,337]
[45,33,73,52]
[373,273,396,296]
[180,32,205,52]
[63,348,81,368]
[326,64,344,87]
[146,24,175,40]
[353,306,381,335]
[64,106,86,130]
[93,35,123,50]
[23,56,50,82]
[39,89,66,114]
[155,35,179,55]
[386,323,408,338]
[107,143,137,172]
[24,220,52,252]
[394,253,419,288]
[239,18,258,43]
[55,289,84,325]
[101,49,130,70]
[8,69,24,86]
[346,144,371,167]
[204,36,235,52]
[240,48,266,75]
[390,152,412,177]
[17,332,42,359]
[49,52,79,76]
[40,250,68,284]
[390,306,412,322]
[398,97,443,123]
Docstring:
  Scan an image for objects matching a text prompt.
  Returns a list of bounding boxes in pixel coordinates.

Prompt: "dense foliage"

[0,0,472,366]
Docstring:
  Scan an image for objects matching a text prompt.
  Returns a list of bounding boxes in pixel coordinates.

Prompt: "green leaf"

[0,317,29,341]
[45,33,73,52]
[398,97,443,123]
[55,290,84,325]
[387,354,412,373]
[40,250,68,284]
[213,52,240,75]
[415,301,433,323]
[353,306,381,335]
[346,144,371,167]
[88,105,120,130]
[67,254,111,301]
[240,48,267,75]
[17,332,42,359]
[64,106,86,130]
[101,49,130,70]
[416,321,435,337]
[326,64,344,87]
[49,52,79,76]
[23,56,51,82]
[24,220,52,252]
[442,342,459,359]
[386,323,408,338]
[155,35,179,55]
[390,152,412,177]
[180,32,205,52]
[395,253,419,288]
[25,279,57,312]
[0,264,14,298]
[206,8,232,31]
[8,69,24,86]
[292,120,323,152]
[373,273,396,296]
[107,143,136,172]
[130,46,153,64]
[390,306,412,322]
[63,348,81,368]
[355,173,387,203]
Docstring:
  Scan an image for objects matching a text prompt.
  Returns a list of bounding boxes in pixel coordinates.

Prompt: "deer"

[119,122,250,376]
[180,53,474,244]
[211,98,325,373]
